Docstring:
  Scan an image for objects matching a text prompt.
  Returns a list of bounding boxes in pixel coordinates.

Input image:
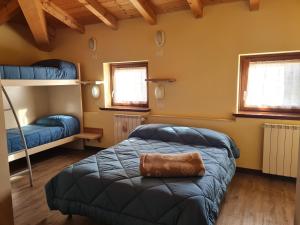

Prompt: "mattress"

[0,59,77,80]
[7,115,80,154]
[45,124,239,225]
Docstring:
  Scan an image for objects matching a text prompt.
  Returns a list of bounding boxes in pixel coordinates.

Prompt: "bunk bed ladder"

[1,85,33,187]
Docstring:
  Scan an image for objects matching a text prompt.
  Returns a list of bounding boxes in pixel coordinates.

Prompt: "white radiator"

[114,114,145,143]
[263,123,300,178]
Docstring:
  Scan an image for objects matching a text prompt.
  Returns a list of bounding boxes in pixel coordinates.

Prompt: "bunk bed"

[0,59,102,186]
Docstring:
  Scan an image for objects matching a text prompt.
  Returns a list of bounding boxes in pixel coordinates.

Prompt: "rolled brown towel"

[140,152,205,177]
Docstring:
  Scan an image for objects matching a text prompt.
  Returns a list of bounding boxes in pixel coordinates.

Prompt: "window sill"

[100,106,151,112]
[233,111,300,120]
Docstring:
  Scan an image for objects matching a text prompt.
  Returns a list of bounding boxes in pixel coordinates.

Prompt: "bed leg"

[67,214,72,219]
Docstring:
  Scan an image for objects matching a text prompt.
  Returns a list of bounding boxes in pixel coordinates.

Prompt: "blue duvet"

[45,124,239,225]
[0,59,77,80]
[7,115,80,154]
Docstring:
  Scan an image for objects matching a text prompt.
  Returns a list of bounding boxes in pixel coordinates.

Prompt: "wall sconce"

[79,80,104,99]
[145,78,176,100]
[155,30,166,47]
[88,37,97,51]
[154,85,165,100]
[91,84,100,98]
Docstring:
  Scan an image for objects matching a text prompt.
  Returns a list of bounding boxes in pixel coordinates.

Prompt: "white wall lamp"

[145,78,176,100]
[155,30,166,57]
[88,37,97,51]
[79,80,104,99]
[155,30,166,48]
[154,85,165,100]
[91,84,100,99]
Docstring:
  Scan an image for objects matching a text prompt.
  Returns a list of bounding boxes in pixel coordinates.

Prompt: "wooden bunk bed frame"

[8,135,79,162]
[8,131,104,162]
[1,79,80,86]
[1,63,102,186]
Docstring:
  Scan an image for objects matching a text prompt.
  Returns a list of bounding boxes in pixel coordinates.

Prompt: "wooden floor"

[10,148,296,225]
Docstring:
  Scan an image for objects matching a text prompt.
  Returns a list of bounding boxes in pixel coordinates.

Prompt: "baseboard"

[236,167,261,174]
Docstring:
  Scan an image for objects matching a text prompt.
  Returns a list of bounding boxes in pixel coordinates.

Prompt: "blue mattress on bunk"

[0,59,77,80]
[7,115,80,154]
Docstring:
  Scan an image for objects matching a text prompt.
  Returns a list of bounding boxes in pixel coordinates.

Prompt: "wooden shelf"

[100,106,151,112]
[75,132,102,140]
[1,79,80,87]
[79,80,104,85]
[145,78,176,83]
[75,128,103,141]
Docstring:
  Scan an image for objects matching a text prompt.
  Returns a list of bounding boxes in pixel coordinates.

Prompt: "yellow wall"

[0,24,48,64]
[49,0,300,170]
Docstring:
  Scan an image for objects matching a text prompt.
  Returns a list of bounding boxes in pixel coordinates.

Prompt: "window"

[239,52,300,114]
[110,62,148,108]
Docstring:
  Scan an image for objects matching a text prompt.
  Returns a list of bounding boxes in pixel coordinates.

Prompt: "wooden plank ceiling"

[46,0,258,25]
[0,0,260,50]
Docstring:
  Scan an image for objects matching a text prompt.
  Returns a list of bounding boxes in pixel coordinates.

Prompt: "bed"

[0,59,77,80]
[45,124,240,225]
[7,115,80,154]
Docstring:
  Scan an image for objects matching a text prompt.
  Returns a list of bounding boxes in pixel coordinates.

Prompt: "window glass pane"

[113,66,147,105]
[245,60,300,109]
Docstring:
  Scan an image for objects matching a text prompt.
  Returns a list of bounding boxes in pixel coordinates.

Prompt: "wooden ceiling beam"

[129,0,157,25]
[18,0,50,51]
[41,0,85,33]
[0,0,20,24]
[78,0,117,30]
[249,0,260,11]
[186,0,203,18]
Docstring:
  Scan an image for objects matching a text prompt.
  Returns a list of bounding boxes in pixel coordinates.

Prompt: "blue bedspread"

[7,125,64,154]
[7,115,80,154]
[0,59,77,80]
[45,124,239,225]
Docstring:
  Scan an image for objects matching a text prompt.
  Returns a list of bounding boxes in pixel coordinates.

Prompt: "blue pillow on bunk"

[35,115,80,137]
[36,116,59,127]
